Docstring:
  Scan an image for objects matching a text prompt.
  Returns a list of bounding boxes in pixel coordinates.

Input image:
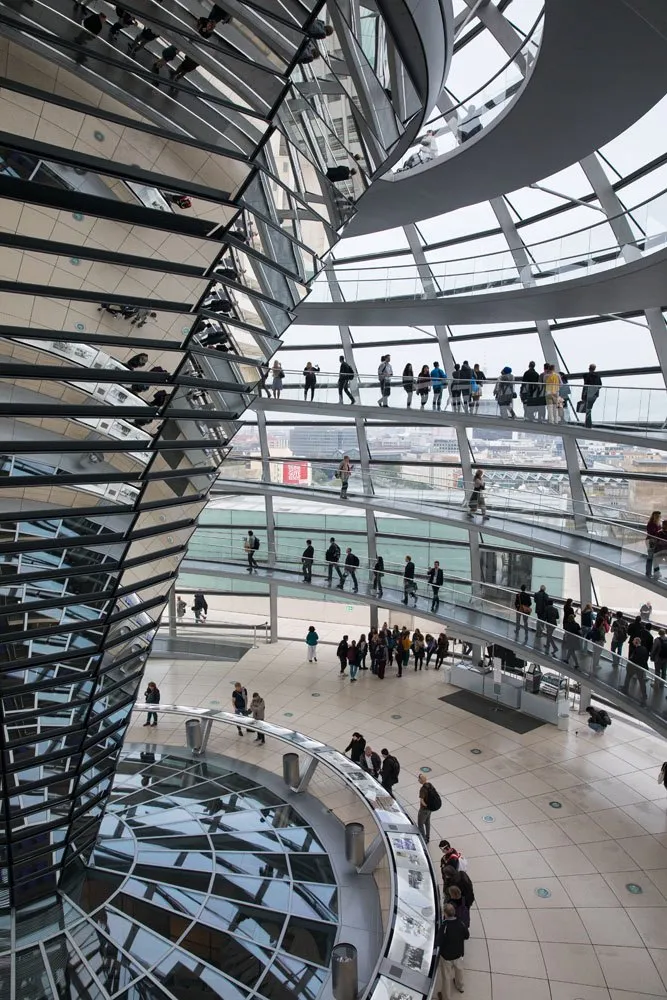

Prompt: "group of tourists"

[328,625,450,680]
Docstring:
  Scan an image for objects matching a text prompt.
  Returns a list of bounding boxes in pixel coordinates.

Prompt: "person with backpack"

[436,902,470,1000]
[301,539,315,583]
[380,749,400,796]
[244,530,260,572]
[338,356,355,404]
[439,840,463,874]
[651,629,667,684]
[339,547,359,593]
[337,635,349,675]
[305,625,319,662]
[586,705,611,735]
[610,612,628,667]
[514,585,532,639]
[193,590,208,623]
[326,536,344,587]
[232,682,249,736]
[417,773,441,844]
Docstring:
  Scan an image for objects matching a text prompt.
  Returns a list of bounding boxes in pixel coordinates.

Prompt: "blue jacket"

[430,366,446,388]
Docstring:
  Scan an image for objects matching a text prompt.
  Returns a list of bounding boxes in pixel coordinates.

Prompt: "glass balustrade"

[183,538,666,730]
[252,372,667,433]
[216,456,666,584]
[308,187,667,301]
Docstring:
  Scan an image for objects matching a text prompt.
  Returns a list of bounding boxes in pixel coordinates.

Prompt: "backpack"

[615,622,628,643]
[386,755,400,782]
[329,543,341,561]
[426,785,442,811]
[253,536,260,550]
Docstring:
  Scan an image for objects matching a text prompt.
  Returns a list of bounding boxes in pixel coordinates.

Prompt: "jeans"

[328,563,344,585]
[146,711,157,725]
[515,610,529,636]
[431,586,440,610]
[372,571,383,597]
[417,807,431,842]
[588,720,604,733]
[247,551,258,571]
[338,382,355,403]
[432,387,443,410]
[235,708,245,735]
[341,569,358,591]
[611,638,624,665]
[350,662,358,680]
[545,624,558,652]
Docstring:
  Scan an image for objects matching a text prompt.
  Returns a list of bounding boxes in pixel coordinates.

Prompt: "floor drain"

[549,801,562,809]
[284,712,294,718]
[482,815,495,823]
[311,693,321,697]
[419,766,432,773]
[535,888,551,898]
[626,883,643,894]
[470,748,482,755]
[391,714,402,719]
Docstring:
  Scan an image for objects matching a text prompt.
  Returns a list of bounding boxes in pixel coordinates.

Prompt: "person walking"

[646,511,662,577]
[176,595,187,620]
[430,362,447,410]
[128,26,158,55]
[610,612,628,667]
[375,640,388,680]
[544,600,560,655]
[436,903,470,1000]
[372,555,384,598]
[581,363,602,428]
[471,364,486,414]
[380,749,400,796]
[416,364,431,409]
[109,8,137,41]
[244,530,260,572]
[74,10,107,58]
[338,356,355,404]
[302,362,320,401]
[302,539,314,582]
[534,584,549,639]
[402,555,416,606]
[326,536,344,586]
[459,360,474,414]
[152,44,179,73]
[347,640,359,681]
[622,637,649,706]
[402,363,415,407]
[378,354,393,407]
[170,56,199,83]
[250,692,266,743]
[363,746,381,778]
[337,635,349,674]
[412,633,425,670]
[514,585,532,639]
[417,773,440,844]
[651,629,667,686]
[425,634,437,668]
[232,682,249,735]
[435,632,449,669]
[337,455,353,499]
[467,468,488,520]
[520,360,540,419]
[450,363,462,412]
[562,613,582,668]
[428,561,444,612]
[143,682,160,726]
[305,625,319,661]
[544,364,562,423]
[193,590,208,623]
[357,633,368,670]
[344,732,366,763]
[340,547,359,592]
[494,366,516,418]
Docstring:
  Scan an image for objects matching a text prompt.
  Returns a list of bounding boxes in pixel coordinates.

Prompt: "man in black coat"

[325,537,344,586]
[380,749,400,797]
[402,555,416,607]
[428,561,444,612]
[339,548,359,593]
[622,637,648,705]
[302,539,314,583]
[436,903,469,999]
[338,356,355,404]
[534,584,549,638]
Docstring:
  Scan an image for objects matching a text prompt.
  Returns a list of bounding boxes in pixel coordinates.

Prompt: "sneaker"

[143,722,151,727]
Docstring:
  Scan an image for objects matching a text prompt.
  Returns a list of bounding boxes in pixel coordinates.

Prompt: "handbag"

[576,400,586,413]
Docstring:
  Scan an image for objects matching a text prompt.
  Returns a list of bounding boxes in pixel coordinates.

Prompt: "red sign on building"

[282,462,308,485]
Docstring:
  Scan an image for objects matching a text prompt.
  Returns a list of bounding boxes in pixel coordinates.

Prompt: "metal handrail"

[131,704,439,1000]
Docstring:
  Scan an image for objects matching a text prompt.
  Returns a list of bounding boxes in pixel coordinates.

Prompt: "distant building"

[289,426,358,457]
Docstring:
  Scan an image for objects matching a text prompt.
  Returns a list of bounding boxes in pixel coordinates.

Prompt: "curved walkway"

[213,479,667,598]
[346,0,667,235]
[252,397,667,452]
[181,554,667,738]
[295,244,667,325]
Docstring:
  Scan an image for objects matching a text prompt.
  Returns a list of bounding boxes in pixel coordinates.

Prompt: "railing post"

[344,822,365,867]
[282,752,300,787]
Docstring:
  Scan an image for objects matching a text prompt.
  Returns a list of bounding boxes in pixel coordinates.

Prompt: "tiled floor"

[131,638,667,1000]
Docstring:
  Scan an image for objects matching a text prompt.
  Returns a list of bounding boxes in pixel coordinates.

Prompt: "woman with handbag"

[646,510,662,578]
[493,367,516,418]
